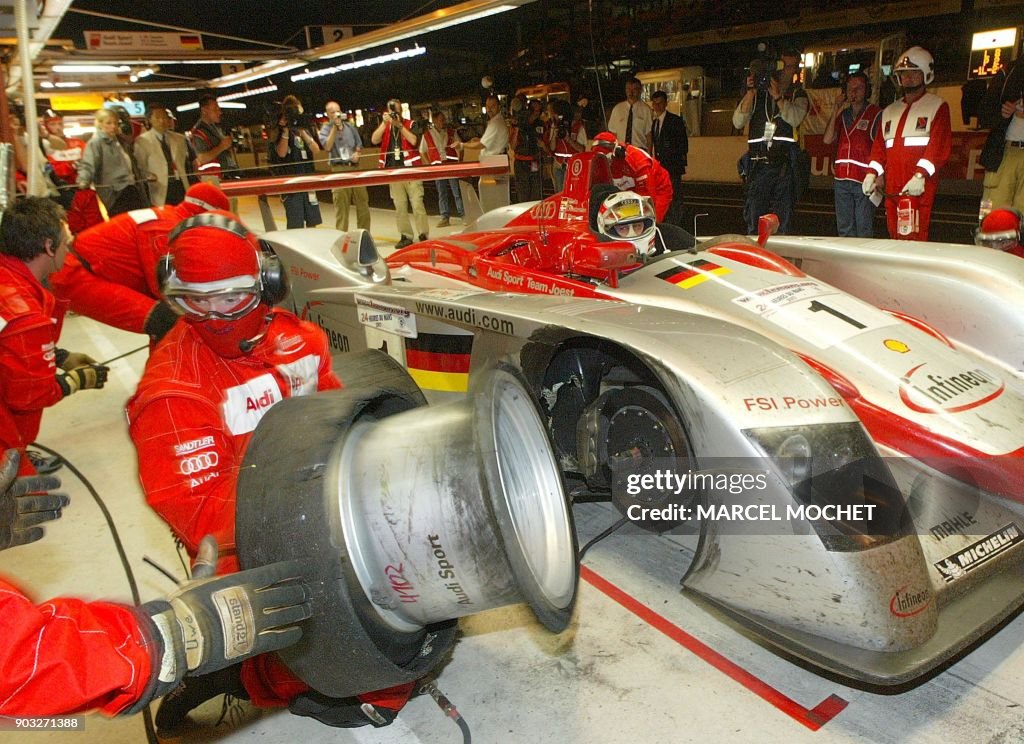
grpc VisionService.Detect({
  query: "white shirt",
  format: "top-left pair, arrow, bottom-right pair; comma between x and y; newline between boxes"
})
607,99 -> 653,149
480,114 -> 509,158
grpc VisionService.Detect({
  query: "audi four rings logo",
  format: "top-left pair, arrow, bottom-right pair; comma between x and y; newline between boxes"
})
179,451 -> 219,475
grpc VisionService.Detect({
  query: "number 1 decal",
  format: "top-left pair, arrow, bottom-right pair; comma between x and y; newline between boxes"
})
808,300 -> 866,329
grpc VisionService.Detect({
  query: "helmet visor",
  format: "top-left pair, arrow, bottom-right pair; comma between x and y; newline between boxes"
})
612,219 -> 652,239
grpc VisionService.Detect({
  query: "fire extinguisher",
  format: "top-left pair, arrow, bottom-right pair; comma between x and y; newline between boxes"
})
896,195 -> 919,237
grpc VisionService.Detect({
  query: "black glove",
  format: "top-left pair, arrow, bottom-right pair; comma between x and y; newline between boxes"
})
144,302 -> 179,343
57,364 -> 109,396
137,540 -> 311,706
0,449 -> 68,550
55,349 -> 98,371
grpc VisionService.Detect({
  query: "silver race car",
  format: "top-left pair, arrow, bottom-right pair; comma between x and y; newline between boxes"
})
262,152 -> 1024,686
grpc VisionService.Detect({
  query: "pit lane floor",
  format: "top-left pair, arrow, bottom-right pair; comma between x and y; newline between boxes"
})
8,196 -> 1024,744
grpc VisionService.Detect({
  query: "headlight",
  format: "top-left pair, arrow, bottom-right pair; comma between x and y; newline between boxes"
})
744,423 -> 910,551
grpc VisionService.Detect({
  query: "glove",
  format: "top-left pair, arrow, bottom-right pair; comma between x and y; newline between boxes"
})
138,541 -> 311,704
861,172 -> 877,196
144,301 -> 179,343
901,173 -> 926,196
0,449 -> 68,551
57,364 -> 109,396
55,349 -> 98,371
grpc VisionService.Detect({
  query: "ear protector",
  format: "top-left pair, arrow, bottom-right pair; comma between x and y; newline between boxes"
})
158,212 -> 288,307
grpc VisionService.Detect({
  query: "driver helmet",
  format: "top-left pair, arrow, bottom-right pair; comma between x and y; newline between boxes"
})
894,46 -> 934,86
975,207 -> 1022,252
596,190 -> 657,256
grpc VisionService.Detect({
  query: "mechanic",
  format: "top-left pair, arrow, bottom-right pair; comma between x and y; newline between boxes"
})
975,207 -> 1024,257
822,71 -> 882,237
269,95 -> 323,229
732,50 -> 809,235
48,182 -> 229,343
592,131 -> 674,223
125,211 -> 411,732
372,98 -> 428,248
419,110 -> 465,226
319,100 -> 370,232
0,448 -> 312,718
0,198 -> 109,477
979,56 -> 1024,215
863,47 -> 952,241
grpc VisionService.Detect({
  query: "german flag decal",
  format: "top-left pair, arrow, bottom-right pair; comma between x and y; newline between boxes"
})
405,333 -> 473,393
657,259 -> 731,289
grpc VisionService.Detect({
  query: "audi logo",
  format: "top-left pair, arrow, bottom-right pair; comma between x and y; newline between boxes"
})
179,451 -> 219,475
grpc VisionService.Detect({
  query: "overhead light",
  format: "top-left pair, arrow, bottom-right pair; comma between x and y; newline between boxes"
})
52,64 -> 130,73
212,59 -> 304,89
972,28 -> 1017,50
291,46 -> 426,81
176,102 -> 200,112
218,84 -> 278,101
219,102 -> 246,109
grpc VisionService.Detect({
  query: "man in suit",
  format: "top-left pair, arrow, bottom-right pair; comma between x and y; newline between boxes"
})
650,91 -> 688,226
135,104 -> 189,206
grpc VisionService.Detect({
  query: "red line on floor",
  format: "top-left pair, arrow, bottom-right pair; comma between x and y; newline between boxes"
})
580,565 -> 849,731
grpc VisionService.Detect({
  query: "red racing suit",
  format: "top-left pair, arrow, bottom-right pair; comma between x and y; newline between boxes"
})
49,203 -> 205,335
610,144 -> 674,222
868,92 -> 952,240
0,577 -> 155,715
0,256 -> 67,476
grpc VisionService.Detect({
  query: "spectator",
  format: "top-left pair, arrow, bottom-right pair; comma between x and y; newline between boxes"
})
510,98 -> 545,202
649,90 -> 688,225
547,99 -> 588,193
189,95 -> 239,182
0,198 -> 108,476
464,94 -> 511,209
733,51 -> 809,234
863,47 -> 951,240
607,77 -> 653,150
420,111 -> 465,226
268,95 -> 322,229
371,98 -> 428,247
979,57 -> 1024,215
822,72 -> 882,237
77,108 -> 150,216
134,103 -> 189,207
40,115 -> 85,209
319,100 -> 370,232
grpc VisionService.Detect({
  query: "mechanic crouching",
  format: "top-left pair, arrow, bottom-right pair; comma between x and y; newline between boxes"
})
124,211 -> 414,732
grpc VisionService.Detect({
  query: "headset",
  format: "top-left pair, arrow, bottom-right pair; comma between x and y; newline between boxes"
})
157,212 -> 288,307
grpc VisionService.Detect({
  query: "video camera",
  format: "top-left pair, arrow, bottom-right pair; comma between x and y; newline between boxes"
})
284,105 -> 312,130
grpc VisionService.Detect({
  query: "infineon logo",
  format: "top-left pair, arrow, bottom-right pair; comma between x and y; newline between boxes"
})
898,363 -> 1004,413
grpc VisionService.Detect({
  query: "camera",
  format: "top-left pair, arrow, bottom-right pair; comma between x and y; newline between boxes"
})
284,105 -> 309,129
387,101 -> 402,122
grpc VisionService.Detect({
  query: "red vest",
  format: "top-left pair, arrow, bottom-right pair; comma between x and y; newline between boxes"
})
422,128 -> 459,165
833,104 -> 881,183
553,121 -> 584,165
377,121 -> 422,168
45,138 -> 86,182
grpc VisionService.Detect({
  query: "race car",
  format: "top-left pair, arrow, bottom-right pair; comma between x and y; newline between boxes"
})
262,151 -> 1024,686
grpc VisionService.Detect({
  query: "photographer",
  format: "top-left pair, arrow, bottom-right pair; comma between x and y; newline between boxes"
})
733,50 -> 808,234
547,99 -> 588,192
319,100 -> 370,232
510,97 -> 545,201
269,95 -> 323,229
371,98 -> 428,248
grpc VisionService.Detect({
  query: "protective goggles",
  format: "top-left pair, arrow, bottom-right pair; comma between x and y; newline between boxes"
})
975,230 -> 1018,252
163,275 -> 262,320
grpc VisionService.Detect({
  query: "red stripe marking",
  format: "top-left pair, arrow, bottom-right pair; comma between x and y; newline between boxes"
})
580,565 -> 848,731
405,348 -> 471,374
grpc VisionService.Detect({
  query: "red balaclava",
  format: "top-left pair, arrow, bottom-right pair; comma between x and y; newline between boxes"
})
164,211 -> 270,358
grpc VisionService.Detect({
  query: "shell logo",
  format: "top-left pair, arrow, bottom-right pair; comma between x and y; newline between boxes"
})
884,339 -> 910,353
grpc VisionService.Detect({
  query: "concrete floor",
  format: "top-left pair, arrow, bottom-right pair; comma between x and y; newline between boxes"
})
7,195 -> 1024,743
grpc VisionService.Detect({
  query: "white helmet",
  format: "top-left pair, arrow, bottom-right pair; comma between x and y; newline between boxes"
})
894,46 -> 934,86
596,191 -> 657,256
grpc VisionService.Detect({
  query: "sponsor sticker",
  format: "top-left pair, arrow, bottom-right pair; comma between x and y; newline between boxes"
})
915,116 -> 928,131
355,294 -> 417,338
174,436 -> 215,456
417,288 -> 485,301
889,585 -> 931,617
732,280 -> 899,349
179,451 -> 219,476
276,354 -> 320,397
127,208 -> 159,224
884,339 -> 910,353
934,523 -> 1023,583
657,259 -> 731,289
222,373 -> 282,435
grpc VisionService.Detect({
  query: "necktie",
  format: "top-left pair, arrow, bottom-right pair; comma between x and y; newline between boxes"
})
159,135 -> 175,177
652,118 -> 661,154
625,104 -> 634,146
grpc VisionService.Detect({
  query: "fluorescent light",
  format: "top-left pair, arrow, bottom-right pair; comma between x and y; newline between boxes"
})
218,84 -> 278,101
291,46 -> 426,81
212,59 -> 304,89
55,81 -> 82,88
176,102 -> 199,112
52,64 -> 130,73
219,102 -> 247,109
972,28 -> 1017,51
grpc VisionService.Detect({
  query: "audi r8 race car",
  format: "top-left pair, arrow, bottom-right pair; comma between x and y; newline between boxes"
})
262,151 -> 1024,687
